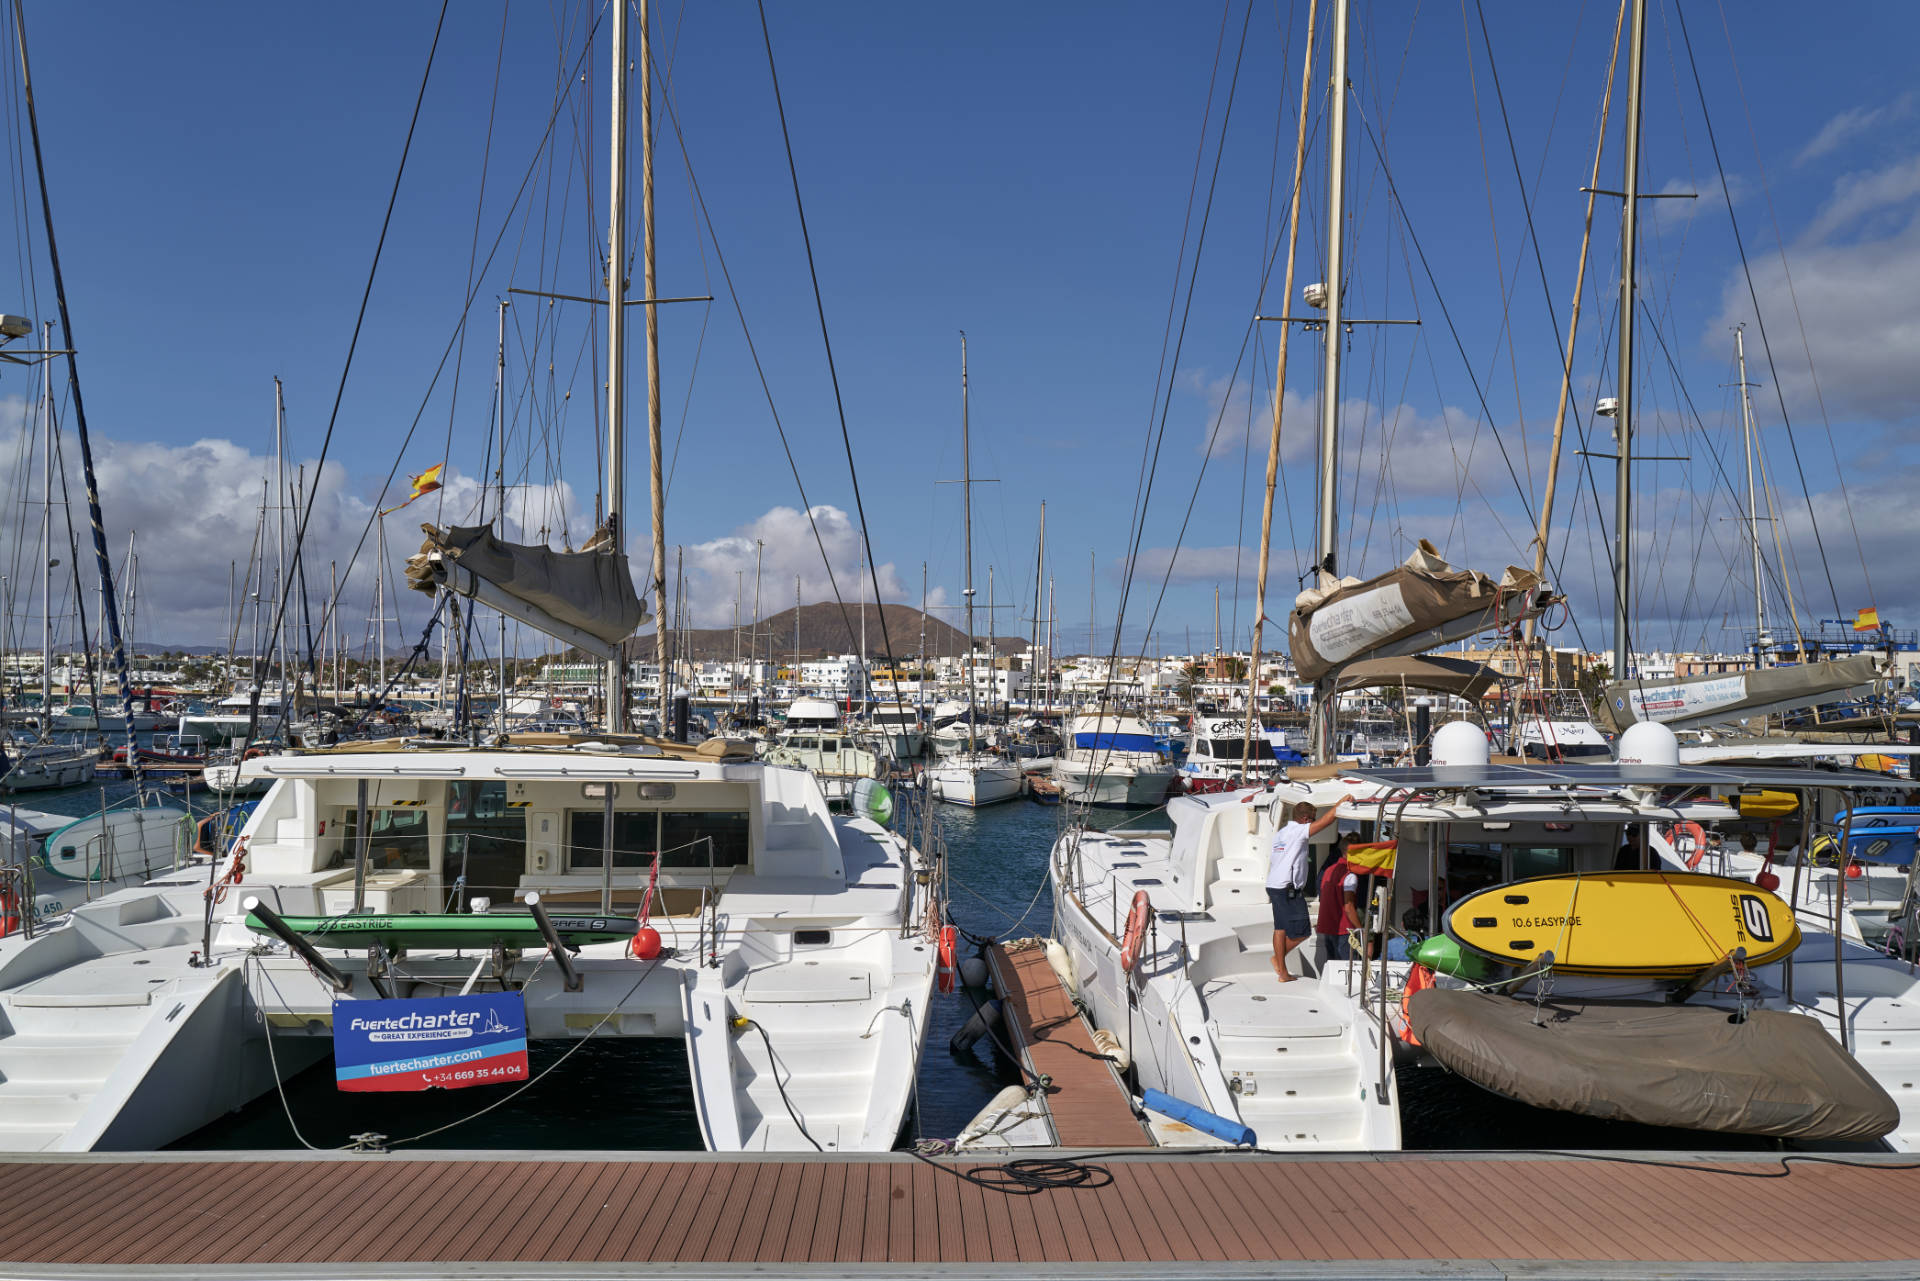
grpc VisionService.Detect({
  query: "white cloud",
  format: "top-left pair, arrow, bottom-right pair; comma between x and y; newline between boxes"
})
1710,152 -> 1920,421
1796,93 -> 1916,166
666,504 -> 918,630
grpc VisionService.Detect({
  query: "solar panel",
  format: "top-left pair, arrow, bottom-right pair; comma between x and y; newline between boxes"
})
1339,762 -> 1903,791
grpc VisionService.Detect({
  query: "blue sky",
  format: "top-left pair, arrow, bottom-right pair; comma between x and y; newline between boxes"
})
2,1 -> 1917,664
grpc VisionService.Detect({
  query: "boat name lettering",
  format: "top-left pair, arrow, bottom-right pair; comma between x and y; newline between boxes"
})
342,1009 -> 483,1034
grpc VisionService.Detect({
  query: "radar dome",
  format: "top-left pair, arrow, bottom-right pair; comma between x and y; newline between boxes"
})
1616,721 -> 1679,767
1431,721 -> 1490,768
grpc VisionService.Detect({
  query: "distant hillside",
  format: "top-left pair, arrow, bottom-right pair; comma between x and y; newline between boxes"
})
620,602 -> 1026,664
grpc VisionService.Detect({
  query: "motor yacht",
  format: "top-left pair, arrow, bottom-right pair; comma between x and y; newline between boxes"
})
1052,713 -> 1177,808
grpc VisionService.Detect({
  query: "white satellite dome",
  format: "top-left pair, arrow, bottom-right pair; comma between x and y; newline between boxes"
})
1616,721 -> 1679,767
1431,721 -> 1490,768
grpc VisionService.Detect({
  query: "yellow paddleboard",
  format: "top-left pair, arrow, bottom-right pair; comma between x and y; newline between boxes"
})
1443,871 -> 1801,978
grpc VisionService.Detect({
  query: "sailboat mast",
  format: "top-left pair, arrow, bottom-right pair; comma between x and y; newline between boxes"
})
39,320 -> 51,719
1612,0 -> 1647,679
1032,502 -> 1045,709
273,378 -> 289,711
1736,324 -> 1766,665
641,0 -> 668,732
604,0 -> 632,733
1311,0 -> 1352,764
960,333 -> 978,751
499,297 -> 514,737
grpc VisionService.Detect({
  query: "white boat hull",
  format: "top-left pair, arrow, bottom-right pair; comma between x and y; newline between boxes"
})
926,759 -> 1024,807
1053,752 -> 1175,808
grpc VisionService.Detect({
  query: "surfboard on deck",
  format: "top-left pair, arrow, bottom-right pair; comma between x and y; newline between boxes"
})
1442,871 -> 1800,978
244,911 -> 640,951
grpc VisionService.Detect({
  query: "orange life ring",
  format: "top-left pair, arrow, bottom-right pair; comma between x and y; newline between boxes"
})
1120,890 -> 1152,973
1665,820 -> 1708,869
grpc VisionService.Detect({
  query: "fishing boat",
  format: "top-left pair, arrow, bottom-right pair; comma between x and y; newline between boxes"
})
1051,713 -> 1177,808
1179,716 -> 1291,793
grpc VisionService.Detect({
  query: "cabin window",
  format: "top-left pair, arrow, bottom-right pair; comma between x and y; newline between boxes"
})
661,811 -> 751,867
1207,738 -> 1276,761
820,739 -> 838,753
335,807 -> 432,871
565,811 -> 659,870
563,809 -> 752,870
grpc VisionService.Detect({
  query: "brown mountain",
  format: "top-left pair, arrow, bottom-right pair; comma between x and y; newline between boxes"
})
619,602 -> 1026,664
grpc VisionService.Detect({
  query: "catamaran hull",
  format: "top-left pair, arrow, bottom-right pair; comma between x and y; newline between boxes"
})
927,764 -> 1024,807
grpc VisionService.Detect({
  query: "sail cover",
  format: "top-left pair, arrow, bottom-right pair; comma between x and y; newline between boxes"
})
1289,541 -> 1550,683
1595,655 -> 1881,734
406,524 -> 646,658
1333,655 -> 1505,701
1407,987 -> 1898,1142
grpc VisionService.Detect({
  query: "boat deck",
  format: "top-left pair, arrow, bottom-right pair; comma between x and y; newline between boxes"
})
4,1150 -> 1919,1275
987,941 -> 1151,1148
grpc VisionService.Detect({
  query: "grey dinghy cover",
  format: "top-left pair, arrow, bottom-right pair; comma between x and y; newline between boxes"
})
1407,988 -> 1898,1142
1288,541 -> 1551,684
407,523 -> 646,657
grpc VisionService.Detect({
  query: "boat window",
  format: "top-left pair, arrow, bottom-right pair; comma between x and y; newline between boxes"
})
820,739 -> 838,753
1206,738 -> 1276,760
335,807 -> 432,871
565,811 -> 659,869
661,811 -> 751,867
446,781 -> 524,899
1508,845 -> 1576,880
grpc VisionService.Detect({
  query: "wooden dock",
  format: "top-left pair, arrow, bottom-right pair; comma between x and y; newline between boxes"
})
3,1150 -> 1919,1275
987,941 -> 1152,1148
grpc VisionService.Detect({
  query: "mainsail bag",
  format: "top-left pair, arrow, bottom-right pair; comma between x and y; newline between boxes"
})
407,523 -> 646,654
1288,541 -> 1547,683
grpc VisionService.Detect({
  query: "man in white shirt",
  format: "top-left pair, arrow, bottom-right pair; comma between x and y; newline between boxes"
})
1267,795 -> 1352,981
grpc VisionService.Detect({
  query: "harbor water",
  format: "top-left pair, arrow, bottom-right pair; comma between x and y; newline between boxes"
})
18,767 -> 1773,1152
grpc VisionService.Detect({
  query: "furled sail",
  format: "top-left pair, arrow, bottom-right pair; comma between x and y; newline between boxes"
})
1595,654 -> 1881,734
1288,541 -> 1552,683
406,523 -> 646,659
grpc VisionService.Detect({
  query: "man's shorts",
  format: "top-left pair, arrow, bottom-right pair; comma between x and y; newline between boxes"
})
1267,885 -> 1310,939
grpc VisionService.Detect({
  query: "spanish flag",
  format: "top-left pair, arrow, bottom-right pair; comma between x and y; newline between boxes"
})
1855,607 -> 1882,632
379,463 -> 445,516
1346,840 -> 1397,876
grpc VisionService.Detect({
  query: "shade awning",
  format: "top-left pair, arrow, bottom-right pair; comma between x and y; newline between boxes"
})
1333,655 -> 1505,701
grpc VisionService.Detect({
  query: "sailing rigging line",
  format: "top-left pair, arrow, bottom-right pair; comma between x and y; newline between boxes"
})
1102,0 -> 1252,694
643,38 -> 862,658
232,0 -> 447,760
1710,0 -> 1873,611
756,0 -> 906,679
11,0 -> 147,796
1672,4 -> 1845,618
429,0 -> 510,534
305,8 -> 607,675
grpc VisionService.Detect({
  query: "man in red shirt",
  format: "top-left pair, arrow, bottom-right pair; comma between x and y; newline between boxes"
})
1314,835 -> 1354,970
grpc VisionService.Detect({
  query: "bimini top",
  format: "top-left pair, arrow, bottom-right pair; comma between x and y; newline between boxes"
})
1341,761 -> 1901,792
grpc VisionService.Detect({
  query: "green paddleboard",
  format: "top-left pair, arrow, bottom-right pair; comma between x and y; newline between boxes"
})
1410,932 -> 1500,981
245,911 -> 640,950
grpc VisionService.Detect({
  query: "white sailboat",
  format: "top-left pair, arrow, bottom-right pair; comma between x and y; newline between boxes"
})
925,336 -> 1022,808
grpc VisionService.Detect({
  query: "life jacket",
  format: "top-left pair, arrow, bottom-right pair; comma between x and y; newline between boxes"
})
1315,857 -> 1350,936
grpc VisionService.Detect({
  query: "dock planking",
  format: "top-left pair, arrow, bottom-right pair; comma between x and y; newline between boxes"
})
1,1151 -> 1919,1273
986,940 -> 1153,1148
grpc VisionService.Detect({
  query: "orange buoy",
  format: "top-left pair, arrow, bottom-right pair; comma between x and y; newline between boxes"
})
0,886 -> 18,937
1120,890 -> 1152,973
630,926 -> 663,960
